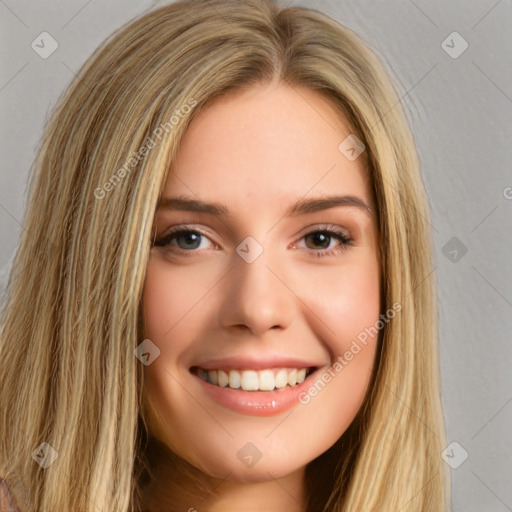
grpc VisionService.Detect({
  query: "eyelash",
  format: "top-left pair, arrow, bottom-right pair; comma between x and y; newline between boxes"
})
152,224 -> 354,258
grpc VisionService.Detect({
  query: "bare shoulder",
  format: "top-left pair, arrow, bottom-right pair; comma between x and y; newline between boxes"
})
0,478 -> 22,512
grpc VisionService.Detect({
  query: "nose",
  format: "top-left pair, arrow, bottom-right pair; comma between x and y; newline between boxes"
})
217,245 -> 295,337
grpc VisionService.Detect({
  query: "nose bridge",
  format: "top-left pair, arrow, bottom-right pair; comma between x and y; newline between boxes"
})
218,235 -> 294,335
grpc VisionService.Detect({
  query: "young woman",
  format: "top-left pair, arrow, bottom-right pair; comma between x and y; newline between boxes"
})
0,0 -> 449,510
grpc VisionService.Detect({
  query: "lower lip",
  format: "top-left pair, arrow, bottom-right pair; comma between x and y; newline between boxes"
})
192,370 -> 319,416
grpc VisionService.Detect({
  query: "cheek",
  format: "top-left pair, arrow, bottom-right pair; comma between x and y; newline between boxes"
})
142,260 -> 177,338
308,254 -> 381,350
140,260 -> 189,417
285,253 -> 380,435
140,261 -> 198,451
141,258 -> 205,341
296,263 -> 380,442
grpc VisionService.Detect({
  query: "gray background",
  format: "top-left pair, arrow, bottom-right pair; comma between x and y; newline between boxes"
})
1,0 -> 511,510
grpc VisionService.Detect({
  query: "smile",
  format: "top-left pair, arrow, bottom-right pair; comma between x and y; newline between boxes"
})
192,367 -> 313,392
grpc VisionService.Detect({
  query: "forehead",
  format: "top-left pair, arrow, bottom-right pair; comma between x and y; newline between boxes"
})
161,82 -> 373,214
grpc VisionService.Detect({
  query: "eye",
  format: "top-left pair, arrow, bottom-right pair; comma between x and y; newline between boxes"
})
297,225 -> 354,258
153,227 -> 215,253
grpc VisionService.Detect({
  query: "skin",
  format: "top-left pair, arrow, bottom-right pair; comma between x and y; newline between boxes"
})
140,80 -> 381,511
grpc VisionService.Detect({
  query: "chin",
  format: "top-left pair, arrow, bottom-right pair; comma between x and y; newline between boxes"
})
186,444 -> 307,483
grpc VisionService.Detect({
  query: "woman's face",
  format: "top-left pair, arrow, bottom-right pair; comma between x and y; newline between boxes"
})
142,82 -> 381,482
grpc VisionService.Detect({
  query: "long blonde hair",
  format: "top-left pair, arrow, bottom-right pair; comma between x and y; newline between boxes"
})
0,0 -> 450,510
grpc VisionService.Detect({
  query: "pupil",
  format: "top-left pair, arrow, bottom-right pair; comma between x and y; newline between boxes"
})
310,232 -> 329,249
179,232 -> 200,249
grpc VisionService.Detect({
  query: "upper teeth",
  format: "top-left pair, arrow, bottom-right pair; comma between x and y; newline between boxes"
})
197,368 -> 309,391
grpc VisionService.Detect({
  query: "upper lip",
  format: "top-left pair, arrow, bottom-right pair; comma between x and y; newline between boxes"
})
191,354 -> 324,371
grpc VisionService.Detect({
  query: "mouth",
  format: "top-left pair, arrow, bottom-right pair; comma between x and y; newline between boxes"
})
189,354 -> 325,416
190,366 -> 316,392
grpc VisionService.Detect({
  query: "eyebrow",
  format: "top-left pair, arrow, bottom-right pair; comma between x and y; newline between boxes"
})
157,194 -> 373,218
